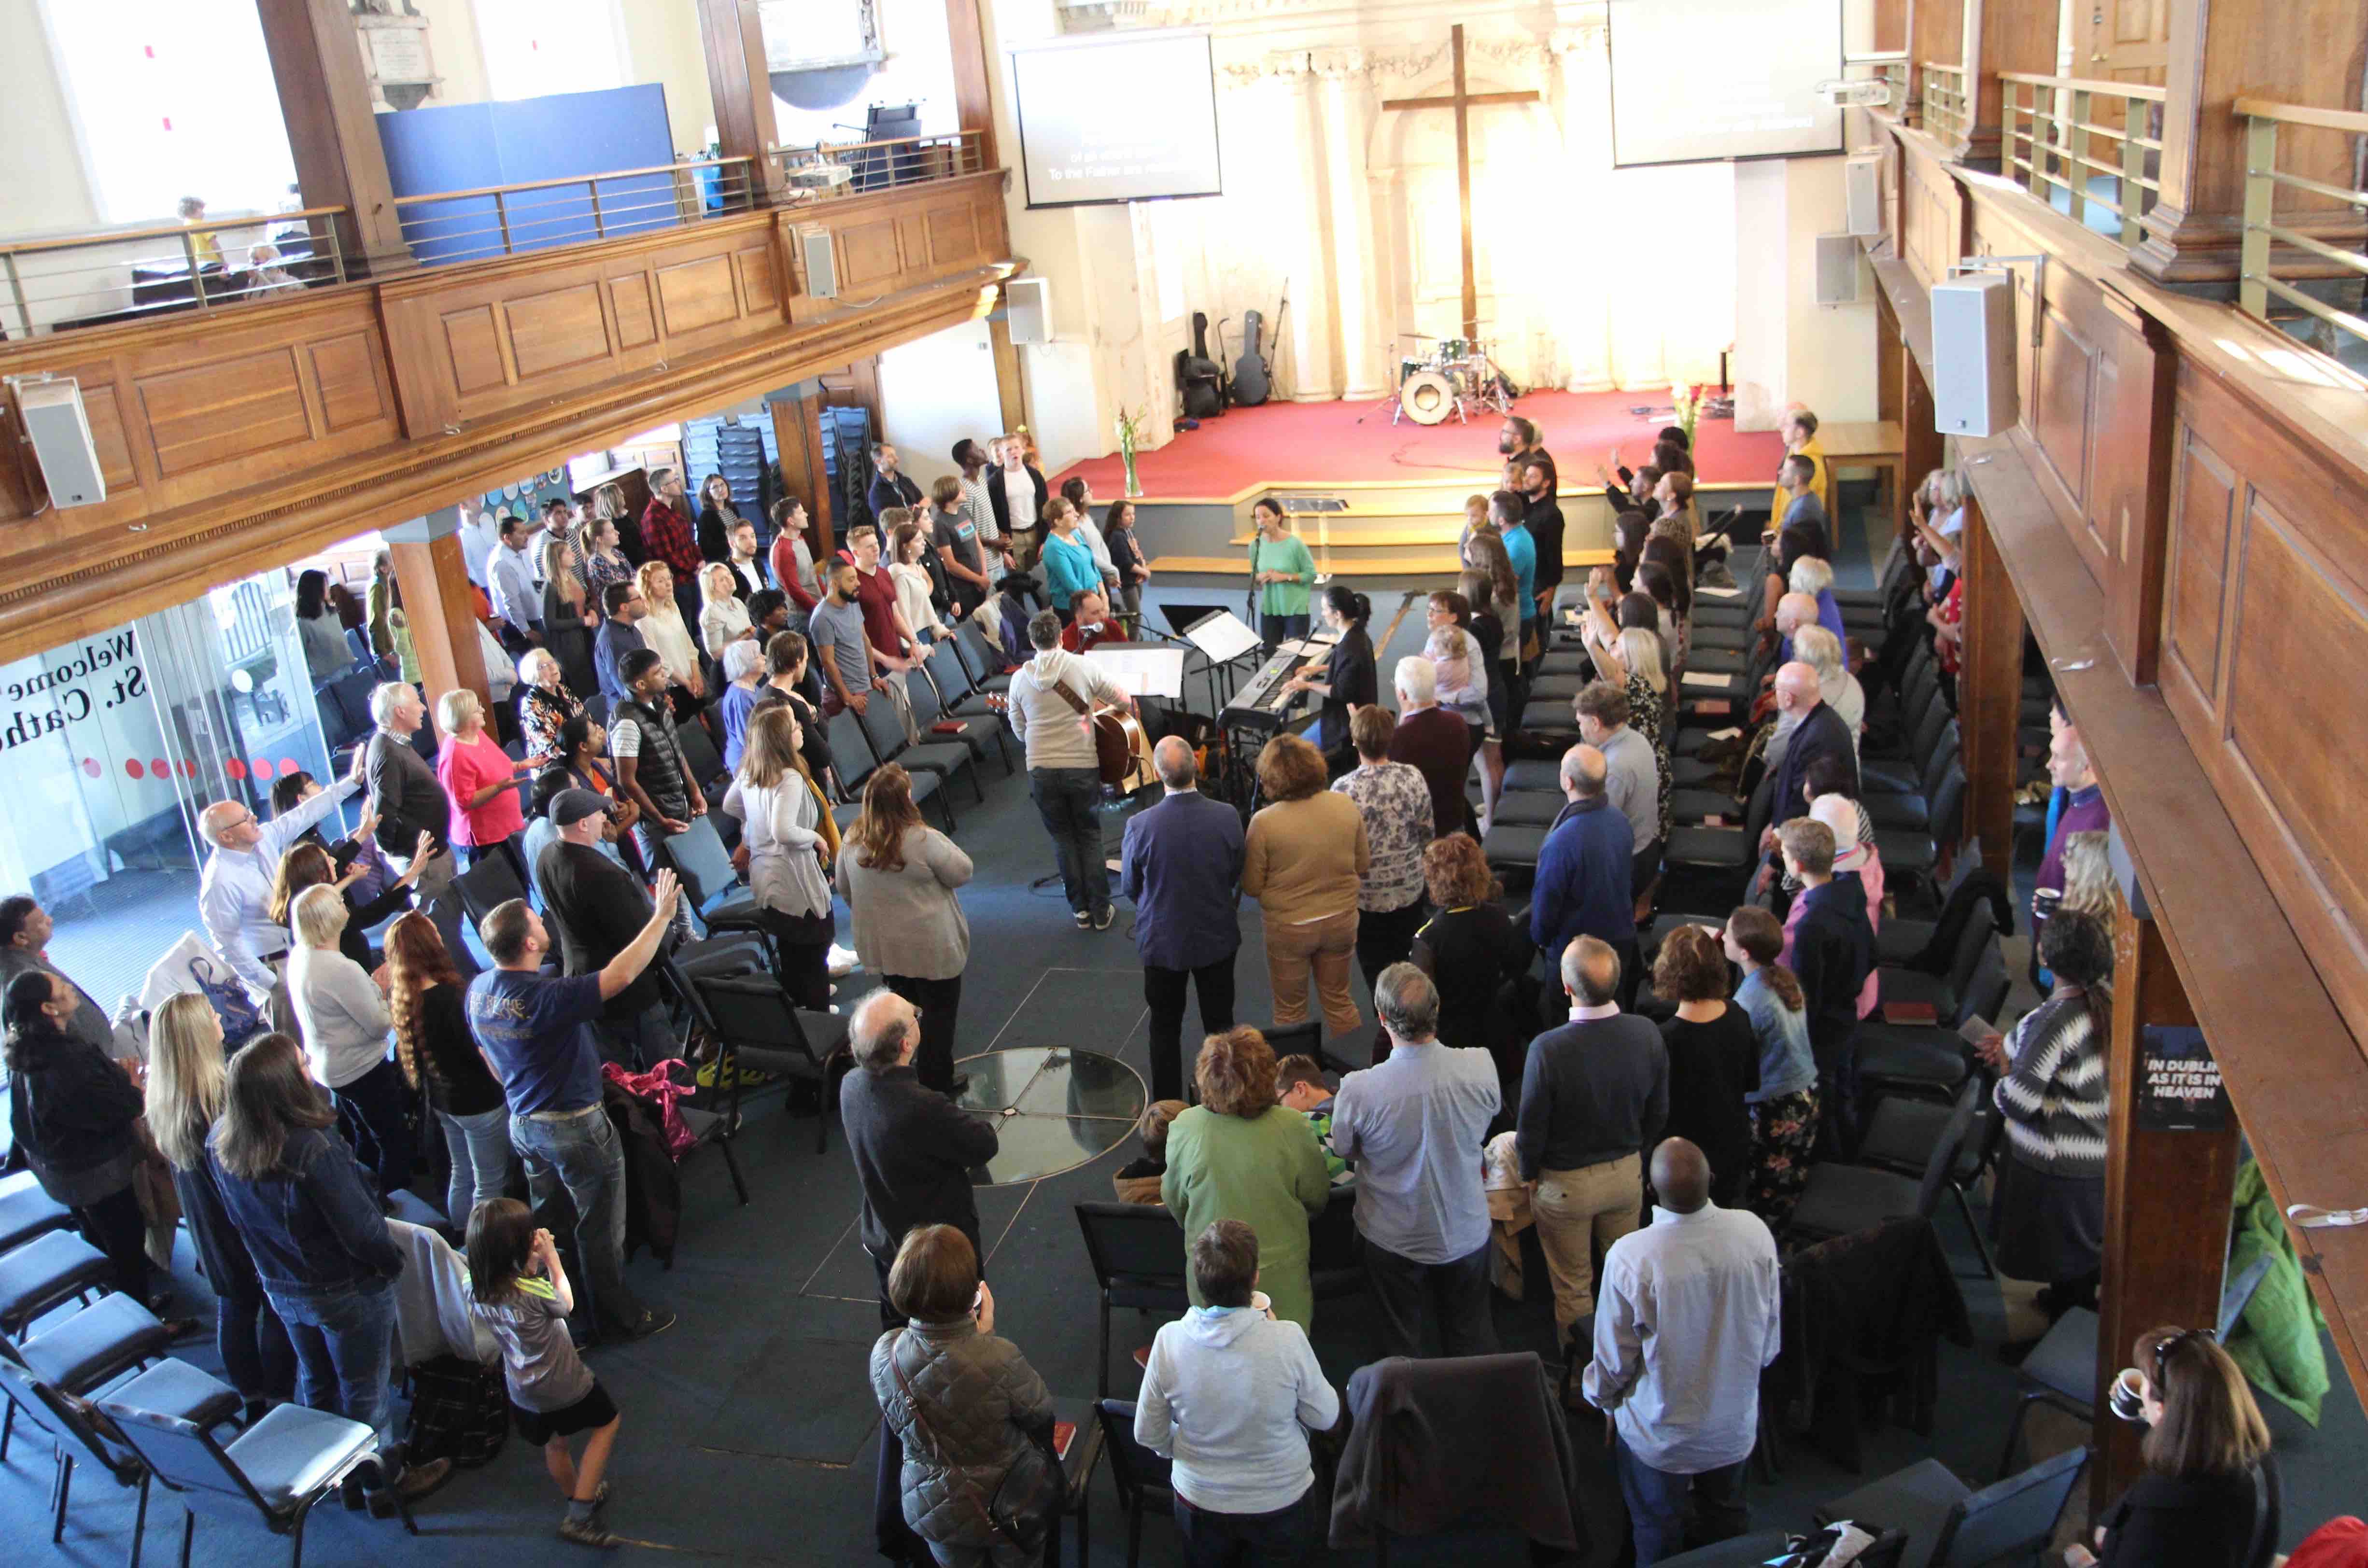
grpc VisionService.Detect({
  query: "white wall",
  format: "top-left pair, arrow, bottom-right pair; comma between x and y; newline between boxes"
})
407,0 -> 492,107
876,319 -> 1006,494
0,0 -> 98,238
618,0 -> 717,155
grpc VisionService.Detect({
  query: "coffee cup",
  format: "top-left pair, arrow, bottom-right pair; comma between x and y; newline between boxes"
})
1249,1290 -> 1274,1320
2107,1366 -> 2147,1423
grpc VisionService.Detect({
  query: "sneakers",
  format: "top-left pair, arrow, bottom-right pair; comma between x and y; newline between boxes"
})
1073,910 -> 1093,930
1093,904 -> 1116,930
559,1514 -> 621,1548
827,943 -> 862,978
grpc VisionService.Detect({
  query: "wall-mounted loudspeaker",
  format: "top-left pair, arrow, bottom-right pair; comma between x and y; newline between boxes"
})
1844,153 -> 1882,237
13,378 -> 106,508
800,229 -> 838,299
1931,272 -> 2019,437
1814,235 -> 1863,306
1005,277 -> 1051,346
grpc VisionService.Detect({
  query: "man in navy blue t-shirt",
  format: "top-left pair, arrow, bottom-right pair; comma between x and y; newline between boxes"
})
469,871 -> 681,1343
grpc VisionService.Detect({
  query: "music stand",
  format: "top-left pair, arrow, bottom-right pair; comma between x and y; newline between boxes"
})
1160,602 -> 1231,637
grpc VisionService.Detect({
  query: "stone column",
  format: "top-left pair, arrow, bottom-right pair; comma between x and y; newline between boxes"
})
1315,49 -> 1388,402
1271,55 -> 1337,402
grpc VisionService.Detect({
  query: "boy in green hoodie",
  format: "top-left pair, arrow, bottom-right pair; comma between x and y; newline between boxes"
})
1277,1055 -> 1350,1182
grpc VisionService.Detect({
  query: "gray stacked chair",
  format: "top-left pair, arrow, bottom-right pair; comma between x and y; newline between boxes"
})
1813,1446 -> 2087,1568
0,1354 -> 239,1565
1784,1078 -> 1984,1253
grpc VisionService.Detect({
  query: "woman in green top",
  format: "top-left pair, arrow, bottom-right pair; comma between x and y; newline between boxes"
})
1161,1026 -> 1332,1330
1248,499 -> 1317,648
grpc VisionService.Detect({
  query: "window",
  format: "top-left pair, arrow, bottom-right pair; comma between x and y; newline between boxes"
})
477,0 -> 631,103
40,0 -> 298,224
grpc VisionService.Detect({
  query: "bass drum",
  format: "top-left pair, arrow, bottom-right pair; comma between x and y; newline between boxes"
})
1399,369 -> 1457,426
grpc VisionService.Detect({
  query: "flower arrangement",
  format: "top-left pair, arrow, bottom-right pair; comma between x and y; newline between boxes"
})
1114,405 -> 1145,498
1670,382 -> 1702,448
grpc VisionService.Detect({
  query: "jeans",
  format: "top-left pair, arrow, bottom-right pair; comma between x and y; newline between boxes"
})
1143,954 -> 1238,1103
436,1103 -> 517,1227
333,1055 -> 417,1205
595,1001 -> 677,1070
1612,1435 -> 1748,1565
272,1280 -> 398,1442
218,1285 -> 297,1406
1362,1238 -> 1498,1360
1174,1487 -> 1312,1566
884,973 -> 962,1093
510,1105 -> 645,1339
1031,767 -> 1108,916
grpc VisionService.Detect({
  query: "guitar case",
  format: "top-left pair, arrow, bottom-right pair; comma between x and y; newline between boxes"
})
1178,311 -> 1225,419
1231,308 -> 1272,406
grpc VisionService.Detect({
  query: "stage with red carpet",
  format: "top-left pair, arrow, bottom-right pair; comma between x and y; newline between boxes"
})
1049,388 -> 1783,498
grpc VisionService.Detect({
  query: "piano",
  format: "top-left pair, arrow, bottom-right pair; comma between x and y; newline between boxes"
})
1220,646 -> 1312,735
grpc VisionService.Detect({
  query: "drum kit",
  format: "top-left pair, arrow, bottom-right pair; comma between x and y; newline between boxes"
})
1389,333 -> 1513,426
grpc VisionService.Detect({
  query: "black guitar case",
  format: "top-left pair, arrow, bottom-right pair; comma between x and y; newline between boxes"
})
1178,311 -> 1224,419
1232,308 -> 1272,406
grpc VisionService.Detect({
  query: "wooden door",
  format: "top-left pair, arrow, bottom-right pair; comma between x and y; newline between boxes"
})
2079,0 -> 2171,85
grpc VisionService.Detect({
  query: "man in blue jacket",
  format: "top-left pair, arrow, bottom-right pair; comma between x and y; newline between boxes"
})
1531,744 -> 1639,1009
1120,737 -> 1245,1101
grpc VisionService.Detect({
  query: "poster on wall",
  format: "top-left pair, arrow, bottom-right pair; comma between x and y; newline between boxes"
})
0,627 -> 168,901
2137,1025 -> 2231,1133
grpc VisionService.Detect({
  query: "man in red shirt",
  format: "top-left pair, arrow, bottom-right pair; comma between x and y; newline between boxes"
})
640,466 -> 703,625
768,496 -> 819,613
846,525 -> 917,675
1059,590 -> 1123,653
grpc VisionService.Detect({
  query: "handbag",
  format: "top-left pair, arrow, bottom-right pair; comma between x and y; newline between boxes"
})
186,954 -> 269,1049
886,1335 -> 1064,1552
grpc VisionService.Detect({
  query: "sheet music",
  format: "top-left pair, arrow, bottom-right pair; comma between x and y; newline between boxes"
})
1181,609 -> 1263,664
1082,646 -> 1188,700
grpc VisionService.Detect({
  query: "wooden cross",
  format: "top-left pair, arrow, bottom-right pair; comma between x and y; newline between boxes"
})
1381,24 -> 1541,346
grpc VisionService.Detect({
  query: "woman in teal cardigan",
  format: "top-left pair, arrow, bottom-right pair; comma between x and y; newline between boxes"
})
1248,499 -> 1317,647
1161,1026 -> 1332,1329
1039,496 -> 1102,619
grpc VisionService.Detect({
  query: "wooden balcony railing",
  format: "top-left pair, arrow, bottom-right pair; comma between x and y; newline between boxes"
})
772,129 -> 990,202
1845,51 -> 1909,113
1920,62 -> 1969,143
2002,73 -> 2166,249
2237,98 -> 2368,349
391,156 -> 759,266
0,208 -> 357,338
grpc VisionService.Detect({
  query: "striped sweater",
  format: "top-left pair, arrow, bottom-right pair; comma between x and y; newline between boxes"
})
1992,993 -> 2107,1176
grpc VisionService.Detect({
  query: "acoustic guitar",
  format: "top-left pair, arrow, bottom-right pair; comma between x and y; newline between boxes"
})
1094,704 -> 1154,791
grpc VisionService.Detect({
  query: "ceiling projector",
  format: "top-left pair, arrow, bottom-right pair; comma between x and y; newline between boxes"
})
1817,80 -> 1894,108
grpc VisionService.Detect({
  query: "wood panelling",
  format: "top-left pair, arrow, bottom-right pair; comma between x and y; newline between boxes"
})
926,206 -> 979,266
80,382 -> 140,493
308,332 -> 389,433
2162,426 -> 2237,704
783,170 -> 1011,327
2161,355 -> 2368,1054
442,306 -> 507,394
2032,303 -> 2099,533
655,254 -> 739,336
837,220 -> 904,292
505,284 -> 611,380
733,245 -> 777,315
609,275 -> 658,349
139,349 -> 311,476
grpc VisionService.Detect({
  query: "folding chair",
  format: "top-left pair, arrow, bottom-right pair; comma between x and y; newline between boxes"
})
907,656 -> 1015,776
102,1385 -> 401,1567
1814,1446 -> 2087,1568
0,1171 -> 74,1253
685,969 -> 848,1154
1094,1398 -> 1176,1568
451,851 -> 529,934
0,1356 -> 239,1567
1786,1079 -> 1986,1265
827,703 -> 951,829
0,1292 -> 175,1462
857,687 -> 982,815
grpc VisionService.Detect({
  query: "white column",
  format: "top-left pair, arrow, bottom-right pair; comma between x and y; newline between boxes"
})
1271,54 -> 1337,402
1551,22 -> 1617,392
1315,49 -> 1387,401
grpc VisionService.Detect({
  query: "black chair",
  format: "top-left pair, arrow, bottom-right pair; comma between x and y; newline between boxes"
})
856,686 -> 982,814
954,621 -> 1015,695
452,850 -> 529,934
653,814 -> 764,936
1045,1394 -> 1105,1568
1992,1307 -> 2094,1481
685,969 -> 848,1153
1074,1203 -> 1189,1398
907,656 -> 1015,776
1857,1089 -> 2001,1280
1875,910 -> 1996,1048
1308,1185 -> 1364,1307
675,716 -> 731,800
825,704 -> 952,829
1814,1446 -> 2087,1568
0,1355 -> 240,1567
1786,1078 -> 1983,1251
1855,942 -> 2011,1110
102,1384 -> 404,1567
1094,1398 -> 1176,1568
923,633 -> 1012,728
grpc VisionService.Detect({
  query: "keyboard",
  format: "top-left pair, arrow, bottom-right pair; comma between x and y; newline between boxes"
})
1221,647 -> 1310,735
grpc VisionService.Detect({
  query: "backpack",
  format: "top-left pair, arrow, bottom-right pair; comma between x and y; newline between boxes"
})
186,954 -> 269,1050
402,1353 -> 509,1469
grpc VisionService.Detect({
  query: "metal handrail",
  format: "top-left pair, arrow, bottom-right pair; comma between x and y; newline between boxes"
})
1920,62 -> 1968,143
2002,73 -> 2164,246
392,156 -> 758,266
0,207 -> 356,339
771,128 -> 987,201
2237,97 -> 2368,346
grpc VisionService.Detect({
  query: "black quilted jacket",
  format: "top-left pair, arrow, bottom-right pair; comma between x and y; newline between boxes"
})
870,1317 -> 1057,1549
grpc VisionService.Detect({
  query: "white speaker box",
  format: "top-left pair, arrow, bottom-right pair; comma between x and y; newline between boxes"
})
1814,235 -> 1863,305
1005,277 -> 1051,345
800,228 -> 838,299
1932,272 -> 2019,437
1845,153 -> 1882,237
15,378 -> 106,508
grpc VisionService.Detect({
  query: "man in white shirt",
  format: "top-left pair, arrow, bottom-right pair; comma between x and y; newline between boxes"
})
197,748 -> 367,993
952,437 -> 1004,582
456,495 -> 502,590
1583,1137 -> 1780,1565
1329,964 -> 1501,1358
486,512 -> 543,655
1006,610 -> 1131,929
